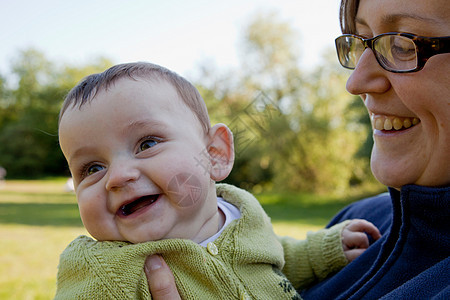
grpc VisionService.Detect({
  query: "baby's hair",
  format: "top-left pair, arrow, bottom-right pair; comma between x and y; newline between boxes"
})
59,62 -> 211,133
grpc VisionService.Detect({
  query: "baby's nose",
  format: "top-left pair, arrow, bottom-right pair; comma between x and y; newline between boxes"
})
105,160 -> 140,191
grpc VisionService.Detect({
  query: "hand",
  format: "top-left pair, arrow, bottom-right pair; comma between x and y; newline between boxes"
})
144,255 -> 181,300
341,219 -> 381,262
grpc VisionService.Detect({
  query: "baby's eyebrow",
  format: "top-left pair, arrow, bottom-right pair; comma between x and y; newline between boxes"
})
124,119 -> 168,134
67,146 -> 98,167
66,120 -> 169,167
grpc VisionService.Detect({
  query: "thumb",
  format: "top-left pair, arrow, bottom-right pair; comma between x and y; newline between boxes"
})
144,255 -> 181,300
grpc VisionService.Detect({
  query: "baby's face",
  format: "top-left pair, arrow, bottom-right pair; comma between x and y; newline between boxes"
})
59,78 -> 218,243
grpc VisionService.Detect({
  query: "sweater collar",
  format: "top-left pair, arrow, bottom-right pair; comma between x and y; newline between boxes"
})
388,184 -> 450,248
389,184 -> 449,218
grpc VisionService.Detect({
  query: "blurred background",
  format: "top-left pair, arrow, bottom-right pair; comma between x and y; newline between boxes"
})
0,0 -> 382,194
0,1 -> 385,298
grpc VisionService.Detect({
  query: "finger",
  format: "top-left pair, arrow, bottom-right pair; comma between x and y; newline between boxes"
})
342,230 -> 370,250
346,219 -> 382,240
344,248 -> 366,262
144,255 -> 181,300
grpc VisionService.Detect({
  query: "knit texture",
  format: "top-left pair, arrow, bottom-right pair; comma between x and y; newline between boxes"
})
55,184 -> 349,299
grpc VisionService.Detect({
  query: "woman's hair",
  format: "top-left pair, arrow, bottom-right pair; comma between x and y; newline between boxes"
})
59,62 -> 211,133
339,0 -> 360,34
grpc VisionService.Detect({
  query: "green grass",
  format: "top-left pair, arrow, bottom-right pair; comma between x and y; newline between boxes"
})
0,179 -> 87,299
0,179 -> 381,299
257,191 -> 363,238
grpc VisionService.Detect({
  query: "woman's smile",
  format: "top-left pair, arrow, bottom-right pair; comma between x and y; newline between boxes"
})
370,113 -> 420,131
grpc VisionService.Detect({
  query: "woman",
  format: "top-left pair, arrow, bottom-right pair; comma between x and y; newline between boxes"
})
145,0 -> 449,298
301,0 -> 450,298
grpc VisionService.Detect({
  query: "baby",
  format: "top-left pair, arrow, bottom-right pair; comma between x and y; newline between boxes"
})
55,62 -> 380,299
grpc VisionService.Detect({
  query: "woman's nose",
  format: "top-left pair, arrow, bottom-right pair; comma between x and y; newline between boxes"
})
345,48 -> 391,97
105,160 -> 140,191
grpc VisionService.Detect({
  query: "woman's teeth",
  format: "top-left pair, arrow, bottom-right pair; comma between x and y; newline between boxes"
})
371,115 -> 420,131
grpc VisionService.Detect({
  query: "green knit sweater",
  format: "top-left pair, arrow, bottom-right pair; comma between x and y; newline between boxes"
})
55,184 -> 349,299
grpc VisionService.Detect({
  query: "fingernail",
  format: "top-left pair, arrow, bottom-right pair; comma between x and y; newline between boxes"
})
148,255 -> 162,271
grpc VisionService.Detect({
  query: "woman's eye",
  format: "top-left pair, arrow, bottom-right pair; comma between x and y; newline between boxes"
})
393,43 -> 415,54
139,138 -> 159,151
87,164 -> 104,176
391,39 -> 416,59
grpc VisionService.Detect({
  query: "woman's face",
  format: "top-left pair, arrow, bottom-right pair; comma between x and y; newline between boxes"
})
346,0 -> 450,188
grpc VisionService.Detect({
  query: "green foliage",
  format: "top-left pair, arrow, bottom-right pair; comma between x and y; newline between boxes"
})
0,49 -> 113,178
196,13 -> 380,194
0,14 -> 381,194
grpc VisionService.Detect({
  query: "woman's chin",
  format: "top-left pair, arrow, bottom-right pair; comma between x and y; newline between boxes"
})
371,161 -> 412,189
372,164 -> 449,189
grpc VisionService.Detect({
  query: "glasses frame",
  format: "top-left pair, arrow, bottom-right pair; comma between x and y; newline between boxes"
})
335,32 -> 450,73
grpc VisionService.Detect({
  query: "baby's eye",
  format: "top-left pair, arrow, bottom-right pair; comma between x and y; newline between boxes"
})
139,138 -> 160,152
86,164 -> 104,176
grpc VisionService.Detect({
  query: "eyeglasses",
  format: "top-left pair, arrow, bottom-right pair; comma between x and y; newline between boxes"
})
335,32 -> 450,73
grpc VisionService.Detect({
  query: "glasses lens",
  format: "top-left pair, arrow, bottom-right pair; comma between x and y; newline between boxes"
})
336,36 -> 364,69
374,35 -> 418,71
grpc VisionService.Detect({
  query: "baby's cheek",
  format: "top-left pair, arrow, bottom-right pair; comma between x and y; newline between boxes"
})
77,190 -> 101,224
167,172 -> 204,208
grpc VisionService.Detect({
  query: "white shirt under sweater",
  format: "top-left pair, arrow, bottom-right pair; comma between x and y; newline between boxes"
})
199,197 -> 241,247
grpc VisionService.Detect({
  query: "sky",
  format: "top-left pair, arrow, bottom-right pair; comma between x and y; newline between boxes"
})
1,0 -> 342,79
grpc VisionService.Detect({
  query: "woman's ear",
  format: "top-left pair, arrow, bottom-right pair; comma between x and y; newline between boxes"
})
207,123 -> 234,181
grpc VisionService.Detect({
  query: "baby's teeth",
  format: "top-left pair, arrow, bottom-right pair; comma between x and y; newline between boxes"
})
393,118 -> 402,130
384,118 -> 393,130
412,118 -> 419,125
403,119 -> 412,128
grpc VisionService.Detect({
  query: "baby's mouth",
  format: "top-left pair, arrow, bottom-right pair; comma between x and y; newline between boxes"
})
371,115 -> 420,131
118,195 -> 159,216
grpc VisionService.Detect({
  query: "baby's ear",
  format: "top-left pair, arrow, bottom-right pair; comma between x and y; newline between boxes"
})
207,123 -> 234,181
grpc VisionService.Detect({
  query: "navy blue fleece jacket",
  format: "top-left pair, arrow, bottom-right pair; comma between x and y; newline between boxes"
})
302,184 -> 450,299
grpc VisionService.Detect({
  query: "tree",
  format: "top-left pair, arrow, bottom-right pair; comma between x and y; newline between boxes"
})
195,12 -> 377,194
0,49 -> 112,178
